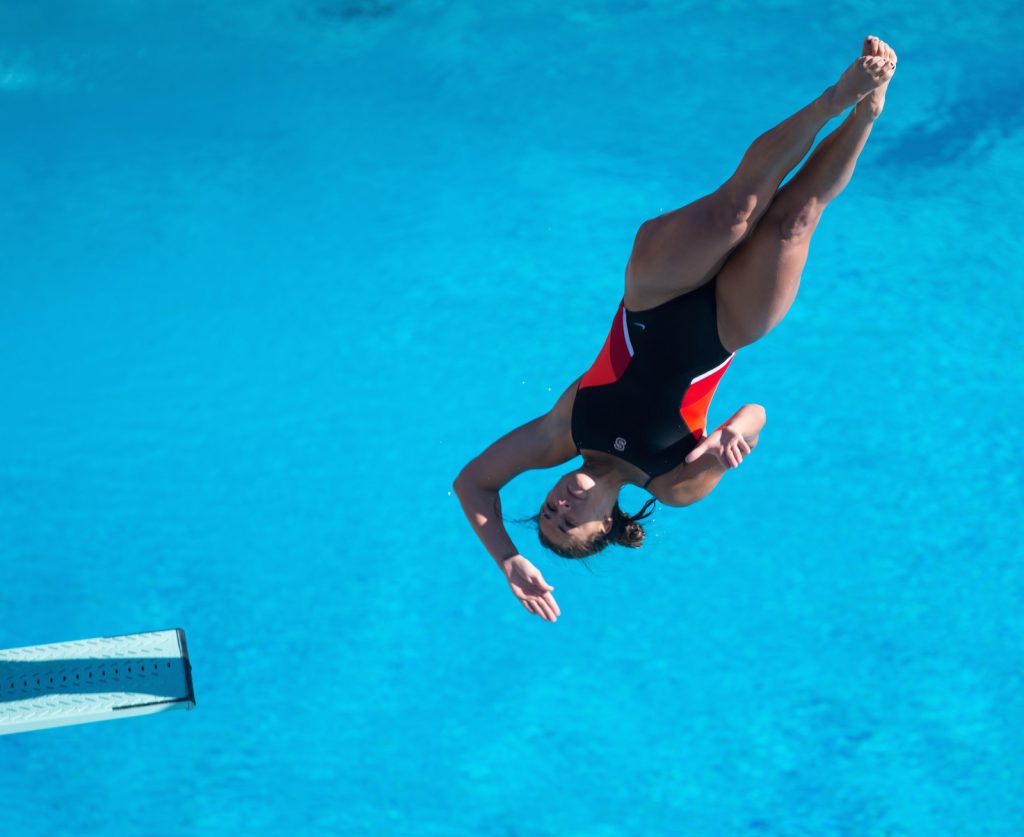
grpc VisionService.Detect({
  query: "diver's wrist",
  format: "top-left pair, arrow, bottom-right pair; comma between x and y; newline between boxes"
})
495,550 -> 521,574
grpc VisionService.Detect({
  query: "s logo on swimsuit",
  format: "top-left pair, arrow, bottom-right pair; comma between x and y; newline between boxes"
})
614,437 -> 627,451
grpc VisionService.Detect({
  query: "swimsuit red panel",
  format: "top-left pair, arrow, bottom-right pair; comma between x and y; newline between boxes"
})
579,303 -> 633,390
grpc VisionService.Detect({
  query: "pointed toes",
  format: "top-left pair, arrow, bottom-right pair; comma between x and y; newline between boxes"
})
862,35 -> 882,57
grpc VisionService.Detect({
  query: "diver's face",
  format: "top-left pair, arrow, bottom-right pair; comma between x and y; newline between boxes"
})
538,471 -> 612,550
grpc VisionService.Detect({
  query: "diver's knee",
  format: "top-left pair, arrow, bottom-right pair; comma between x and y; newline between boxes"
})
777,201 -> 822,243
703,186 -> 759,245
720,186 -> 759,227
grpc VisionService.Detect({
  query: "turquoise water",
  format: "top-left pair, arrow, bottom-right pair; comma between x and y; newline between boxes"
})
2,1 -> 1022,834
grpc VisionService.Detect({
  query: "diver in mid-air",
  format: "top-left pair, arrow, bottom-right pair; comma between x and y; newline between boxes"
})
455,37 -> 898,622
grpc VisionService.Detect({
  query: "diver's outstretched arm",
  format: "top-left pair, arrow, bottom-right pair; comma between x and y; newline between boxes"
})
454,414 -> 570,571
454,419 -> 569,622
453,380 -> 578,621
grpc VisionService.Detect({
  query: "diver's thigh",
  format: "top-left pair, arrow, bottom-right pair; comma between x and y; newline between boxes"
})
625,187 -> 756,310
714,207 -> 818,351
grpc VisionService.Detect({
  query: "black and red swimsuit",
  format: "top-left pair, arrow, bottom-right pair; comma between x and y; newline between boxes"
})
570,277 -> 735,486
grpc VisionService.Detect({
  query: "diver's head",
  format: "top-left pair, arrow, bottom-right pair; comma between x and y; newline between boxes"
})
537,468 -> 654,559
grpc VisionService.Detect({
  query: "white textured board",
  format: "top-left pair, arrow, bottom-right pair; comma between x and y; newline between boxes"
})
0,629 -> 195,735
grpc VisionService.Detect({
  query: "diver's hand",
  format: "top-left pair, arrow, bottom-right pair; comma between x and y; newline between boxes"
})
685,425 -> 751,469
503,555 -> 560,622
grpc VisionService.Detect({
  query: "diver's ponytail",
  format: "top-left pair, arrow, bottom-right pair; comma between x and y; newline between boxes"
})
610,498 -> 655,549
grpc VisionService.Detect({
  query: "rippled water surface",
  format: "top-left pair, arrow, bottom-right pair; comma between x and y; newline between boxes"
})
2,2 -> 1022,834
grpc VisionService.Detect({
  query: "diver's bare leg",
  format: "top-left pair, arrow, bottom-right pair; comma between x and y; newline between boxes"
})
626,44 -> 891,310
715,37 -> 897,350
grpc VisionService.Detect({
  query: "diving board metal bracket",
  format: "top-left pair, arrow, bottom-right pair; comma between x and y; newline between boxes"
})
0,628 -> 195,735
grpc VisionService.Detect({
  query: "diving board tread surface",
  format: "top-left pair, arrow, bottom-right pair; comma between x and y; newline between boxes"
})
0,629 -> 194,735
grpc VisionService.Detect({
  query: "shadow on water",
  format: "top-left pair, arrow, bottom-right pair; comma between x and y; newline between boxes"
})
299,0 -> 397,23
0,657 -> 188,701
879,78 -> 1024,168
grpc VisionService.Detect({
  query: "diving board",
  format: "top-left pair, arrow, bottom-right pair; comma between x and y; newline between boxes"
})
0,629 -> 195,735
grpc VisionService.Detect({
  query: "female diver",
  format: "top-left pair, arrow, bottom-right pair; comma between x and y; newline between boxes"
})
454,37 -> 898,622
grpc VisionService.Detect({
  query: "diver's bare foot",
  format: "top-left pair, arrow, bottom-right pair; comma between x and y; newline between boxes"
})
855,35 -> 897,120
822,42 -> 896,117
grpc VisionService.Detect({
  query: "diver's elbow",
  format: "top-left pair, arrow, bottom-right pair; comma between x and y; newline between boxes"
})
452,467 -> 471,497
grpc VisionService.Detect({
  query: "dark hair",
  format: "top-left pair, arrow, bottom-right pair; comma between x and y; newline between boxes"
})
536,498 -> 656,559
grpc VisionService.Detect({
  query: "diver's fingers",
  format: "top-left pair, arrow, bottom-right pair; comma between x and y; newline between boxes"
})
739,438 -> 751,456
532,597 -> 556,621
543,591 -> 561,618
685,437 -> 710,463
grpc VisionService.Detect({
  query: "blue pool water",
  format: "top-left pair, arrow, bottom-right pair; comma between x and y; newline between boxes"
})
2,2 -> 1023,834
